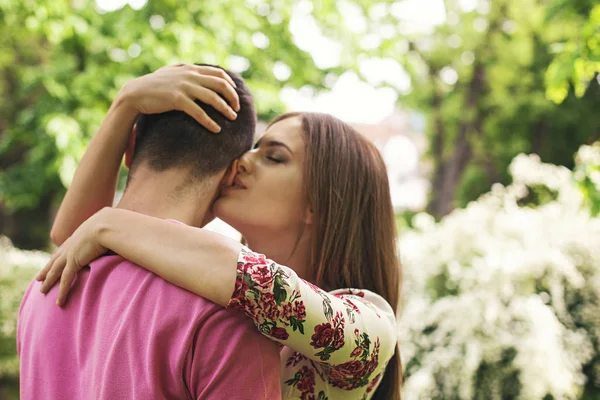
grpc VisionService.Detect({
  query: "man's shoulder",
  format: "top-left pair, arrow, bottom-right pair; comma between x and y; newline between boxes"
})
93,257 -> 276,351
90,254 -> 220,310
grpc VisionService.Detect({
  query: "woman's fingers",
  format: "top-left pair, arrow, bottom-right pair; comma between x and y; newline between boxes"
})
39,254 -> 67,294
132,63 -> 242,132
37,253 -> 56,281
57,264 -> 78,306
178,95 -> 221,133
195,75 -> 240,113
36,264 -> 50,282
188,83 -> 238,121
37,244 -> 65,282
157,64 -> 241,128
193,64 -> 237,88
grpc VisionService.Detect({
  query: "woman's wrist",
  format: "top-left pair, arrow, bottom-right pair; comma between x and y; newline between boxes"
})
103,92 -> 139,145
93,207 -> 117,247
113,80 -> 142,116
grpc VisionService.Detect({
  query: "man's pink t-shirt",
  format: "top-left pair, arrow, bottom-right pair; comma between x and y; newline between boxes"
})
17,254 -> 281,400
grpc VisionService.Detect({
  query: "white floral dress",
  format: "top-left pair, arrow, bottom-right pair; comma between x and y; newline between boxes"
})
226,247 -> 398,400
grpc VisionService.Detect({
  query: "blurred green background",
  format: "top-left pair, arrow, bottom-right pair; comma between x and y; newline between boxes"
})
1,0 -> 600,398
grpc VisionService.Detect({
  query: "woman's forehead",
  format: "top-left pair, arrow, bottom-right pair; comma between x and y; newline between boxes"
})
256,116 -> 304,148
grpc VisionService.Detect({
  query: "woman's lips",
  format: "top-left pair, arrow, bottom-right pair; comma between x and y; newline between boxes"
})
233,176 -> 247,189
220,175 -> 247,196
221,186 -> 245,197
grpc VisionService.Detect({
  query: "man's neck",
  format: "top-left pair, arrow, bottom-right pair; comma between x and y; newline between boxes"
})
116,194 -> 211,227
117,169 -> 218,227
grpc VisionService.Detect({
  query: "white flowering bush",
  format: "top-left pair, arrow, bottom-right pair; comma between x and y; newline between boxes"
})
0,237 -> 48,380
399,145 -> 600,399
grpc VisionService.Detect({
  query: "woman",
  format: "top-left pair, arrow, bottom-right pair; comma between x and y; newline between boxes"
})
38,64 -> 403,400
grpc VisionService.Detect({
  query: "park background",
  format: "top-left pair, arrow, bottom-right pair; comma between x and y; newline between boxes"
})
1,0 -> 600,398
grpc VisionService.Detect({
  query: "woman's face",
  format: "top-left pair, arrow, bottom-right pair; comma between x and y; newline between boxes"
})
213,116 -> 308,237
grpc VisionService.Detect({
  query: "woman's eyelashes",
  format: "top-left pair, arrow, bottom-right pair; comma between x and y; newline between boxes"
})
266,154 -> 284,164
252,144 -> 288,164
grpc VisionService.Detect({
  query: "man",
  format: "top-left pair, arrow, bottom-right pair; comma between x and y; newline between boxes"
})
17,65 -> 281,399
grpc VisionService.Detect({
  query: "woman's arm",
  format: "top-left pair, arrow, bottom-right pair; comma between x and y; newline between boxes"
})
227,248 -> 398,369
39,207 -> 397,383
50,64 -> 240,246
96,208 -> 242,306
40,207 -> 242,307
49,97 -> 135,245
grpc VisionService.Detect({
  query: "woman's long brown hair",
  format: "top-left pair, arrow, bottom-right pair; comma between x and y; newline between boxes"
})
270,112 -> 403,400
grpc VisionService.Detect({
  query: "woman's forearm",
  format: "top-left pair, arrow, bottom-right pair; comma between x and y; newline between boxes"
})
96,208 -> 241,307
50,95 -> 138,246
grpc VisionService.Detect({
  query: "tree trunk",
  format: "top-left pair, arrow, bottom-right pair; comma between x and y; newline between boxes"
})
427,87 -> 447,218
532,120 -> 548,156
426,0 -> 507,218
0,377 -> 19,400
428,64 -> 485,218
1,193 -> 53,250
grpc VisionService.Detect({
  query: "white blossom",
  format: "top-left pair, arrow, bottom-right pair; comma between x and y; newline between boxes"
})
400,146 -> 600,399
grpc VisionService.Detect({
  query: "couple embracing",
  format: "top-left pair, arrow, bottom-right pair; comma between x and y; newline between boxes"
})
18,63 -> 402,400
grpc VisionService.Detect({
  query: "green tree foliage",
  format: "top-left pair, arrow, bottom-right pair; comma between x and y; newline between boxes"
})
310,0 -> 600,218
2,0 -> 599,245
545,0 -> 600,103
0,0 -> 330,248
574,142 -> 600,216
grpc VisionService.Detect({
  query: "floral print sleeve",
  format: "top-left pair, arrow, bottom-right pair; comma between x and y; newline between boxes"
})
226,247 -> 398,399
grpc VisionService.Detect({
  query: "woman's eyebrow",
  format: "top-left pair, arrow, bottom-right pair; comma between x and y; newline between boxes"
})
253,139 -> 293,154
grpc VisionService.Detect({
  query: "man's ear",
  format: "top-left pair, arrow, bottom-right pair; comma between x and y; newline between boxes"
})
219,159 -> 238,187
124,125 -> 137,169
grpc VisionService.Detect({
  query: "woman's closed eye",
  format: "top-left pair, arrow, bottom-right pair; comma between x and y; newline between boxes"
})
266,154 -> 285,164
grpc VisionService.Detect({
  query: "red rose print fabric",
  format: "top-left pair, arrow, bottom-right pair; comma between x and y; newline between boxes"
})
226,247 -> 398,400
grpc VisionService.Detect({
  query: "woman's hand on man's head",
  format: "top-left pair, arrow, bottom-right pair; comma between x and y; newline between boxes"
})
117,63 -> 240,133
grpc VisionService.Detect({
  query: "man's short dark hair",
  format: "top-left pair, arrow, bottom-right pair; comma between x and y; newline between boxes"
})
131,64 -> 255,182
